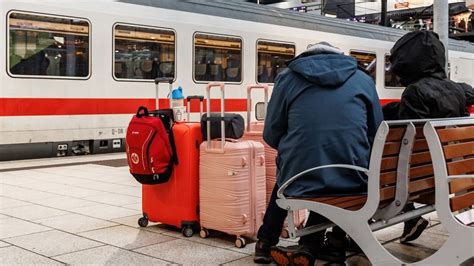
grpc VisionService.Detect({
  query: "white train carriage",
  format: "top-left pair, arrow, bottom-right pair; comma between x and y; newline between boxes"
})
1,0 -> 473,161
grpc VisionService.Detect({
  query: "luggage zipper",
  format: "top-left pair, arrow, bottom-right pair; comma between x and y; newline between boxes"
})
249,142 -> 257,235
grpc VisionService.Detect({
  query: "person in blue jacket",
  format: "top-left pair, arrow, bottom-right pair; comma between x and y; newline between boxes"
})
254,42 -> 383,265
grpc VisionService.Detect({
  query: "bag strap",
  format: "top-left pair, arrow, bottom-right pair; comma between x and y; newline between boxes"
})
168,126 -> 179,165
136,106 -> 149,118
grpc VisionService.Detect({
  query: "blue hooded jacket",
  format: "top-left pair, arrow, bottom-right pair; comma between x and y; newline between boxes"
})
263,45 -> 383,197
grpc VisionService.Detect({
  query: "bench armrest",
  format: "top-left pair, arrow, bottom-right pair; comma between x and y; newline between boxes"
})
277,164 -> 369,199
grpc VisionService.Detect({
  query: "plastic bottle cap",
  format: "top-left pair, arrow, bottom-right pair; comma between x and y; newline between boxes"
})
171,86 -> 184,99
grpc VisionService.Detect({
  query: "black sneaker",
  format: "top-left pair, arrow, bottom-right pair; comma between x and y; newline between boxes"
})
270,245 -> 316,266
400,217 -> 429,243
254,240 -> 273,264
316,232 -> 347,263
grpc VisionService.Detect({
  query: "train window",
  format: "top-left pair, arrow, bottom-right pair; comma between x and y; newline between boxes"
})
114,24 -> 175,80
384,54 -> 404,88
8,12 -> 90,78
349,50 -> 376,82
194,33 -> 242,83
257,40 -> 295,83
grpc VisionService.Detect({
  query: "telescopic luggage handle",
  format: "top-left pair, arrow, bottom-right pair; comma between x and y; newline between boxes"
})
186,95 -> 204,122
154,77 -> 174,110
205,82 -> 225,151
246,84 -> 269,132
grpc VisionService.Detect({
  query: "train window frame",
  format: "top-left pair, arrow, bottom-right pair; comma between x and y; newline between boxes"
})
192,31 -> 243,85
255,39 -> 295,84
349,49 -> 377,83
384,53 -> 404,90
6,10 -> 92,80
112,22 -> 177,83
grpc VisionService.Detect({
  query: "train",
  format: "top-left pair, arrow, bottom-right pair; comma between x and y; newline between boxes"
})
1,0 -> 474,161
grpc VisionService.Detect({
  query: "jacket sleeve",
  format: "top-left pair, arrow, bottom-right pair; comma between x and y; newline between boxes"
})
398,84 -> 430,119
263,77 -> 288,150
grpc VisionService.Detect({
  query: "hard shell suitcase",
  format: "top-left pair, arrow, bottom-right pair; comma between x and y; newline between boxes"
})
199,83 -> 266,248
139,78 -> 203,237
241,84 -> 306,237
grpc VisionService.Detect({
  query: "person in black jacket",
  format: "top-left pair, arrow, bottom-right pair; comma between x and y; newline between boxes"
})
386,30 -> 469,244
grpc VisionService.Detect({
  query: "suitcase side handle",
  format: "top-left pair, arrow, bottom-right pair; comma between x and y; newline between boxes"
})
246,84 -> 269,132
186,95 -> 204,122
206,82 -> 225,151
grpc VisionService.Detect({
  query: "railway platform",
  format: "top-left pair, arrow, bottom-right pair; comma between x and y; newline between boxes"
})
0,153 -> 452,265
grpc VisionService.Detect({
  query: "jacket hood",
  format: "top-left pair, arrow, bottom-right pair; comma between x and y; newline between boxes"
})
288,43 -> 357,87
389,31 -> 446,86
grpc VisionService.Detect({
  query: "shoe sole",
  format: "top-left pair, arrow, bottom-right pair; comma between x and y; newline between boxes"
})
292,253 -> 314,266
401,219 -> 429,243
270,247 -> 291,266
253,256 -> 272,264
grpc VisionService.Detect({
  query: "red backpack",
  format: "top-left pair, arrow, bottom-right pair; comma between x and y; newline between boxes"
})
126,106 -> 177,184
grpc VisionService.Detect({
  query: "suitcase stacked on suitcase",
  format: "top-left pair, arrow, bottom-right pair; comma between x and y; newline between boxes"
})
241,84 -> 306,237
198,83 -> 266,248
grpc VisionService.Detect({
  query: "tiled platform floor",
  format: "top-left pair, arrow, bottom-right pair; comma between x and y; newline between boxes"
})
0,154 -> 451,265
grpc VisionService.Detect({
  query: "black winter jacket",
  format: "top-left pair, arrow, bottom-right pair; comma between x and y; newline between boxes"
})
389,31 -> 468,119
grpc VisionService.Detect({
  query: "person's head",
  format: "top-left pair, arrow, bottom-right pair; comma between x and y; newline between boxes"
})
389,31 -> 446,86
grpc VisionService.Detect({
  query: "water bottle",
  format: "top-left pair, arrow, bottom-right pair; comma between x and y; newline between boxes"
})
171,86 -> 185,122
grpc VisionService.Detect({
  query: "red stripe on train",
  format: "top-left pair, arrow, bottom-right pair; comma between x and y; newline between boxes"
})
5,98 -> 472,116
0,98 -> 247,116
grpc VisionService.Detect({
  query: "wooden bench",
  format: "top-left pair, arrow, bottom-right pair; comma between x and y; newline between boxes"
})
276,118 -> 473,265
421,119 -> 474,265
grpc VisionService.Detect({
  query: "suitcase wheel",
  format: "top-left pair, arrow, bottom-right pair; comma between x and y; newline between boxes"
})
235,237 -> 246,248
138,217 -> 149,228
199,228 -> 210,239
182,226 -> 194,238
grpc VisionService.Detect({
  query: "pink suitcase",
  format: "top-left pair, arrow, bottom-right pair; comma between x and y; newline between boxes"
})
242,84 -> 306,237
199,83 -> 266,248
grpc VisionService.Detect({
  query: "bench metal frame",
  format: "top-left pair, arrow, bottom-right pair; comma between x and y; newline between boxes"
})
276,119 -> 474,265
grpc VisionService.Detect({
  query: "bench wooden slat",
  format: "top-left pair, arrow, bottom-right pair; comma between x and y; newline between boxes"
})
437,126 -> 474,143
410,164 -> 434,179
387,127 -> 406,142
447,158 -> 474,175
383,142 -> 401,156
413,139 -> 429,152
411,151 -> 432,165
415,129 -> 425,139
380,171 -> 396,186
381,157 -> 398,171
450,179 -> 474,194
443,141 -> 474,160
408,177 -> 435,194
450,191 -> 474,212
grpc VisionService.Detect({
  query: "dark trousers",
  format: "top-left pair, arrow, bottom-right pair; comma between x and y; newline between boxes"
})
257,184 -> 334,246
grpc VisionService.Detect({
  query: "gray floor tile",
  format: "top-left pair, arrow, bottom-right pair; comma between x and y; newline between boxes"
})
0,217 -> 50,239
50,187 -> 107,198
0,174 -> 44,186
16,181 -> 71,192
134,239 -> 247,264
78,225 -> 175,250
0,197 -> 32,209
425,222 -> 449,236
1,187 -> 58,201
114,187 -> 142,197
0,204 -> 69,221
85,193 -> 140,206
6,230 -> 103,257
0,246 -> 63,265
53,245 -> 168,265
122,202 -> 142,211
0,240 -> 11,247
36,213 -> 117,233
110,214 -> 144,228
374,225 -> 403,243
70,203 -> 140,220
223,255 -> 270,265
384,241 -> 436,263
34,196 -> 97,210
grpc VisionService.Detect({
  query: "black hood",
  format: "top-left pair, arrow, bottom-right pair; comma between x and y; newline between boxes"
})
389,31 -> 447,86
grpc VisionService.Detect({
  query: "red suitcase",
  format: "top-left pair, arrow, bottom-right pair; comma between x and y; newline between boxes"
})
138,78 -> 203,237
